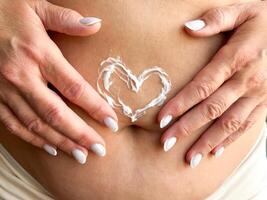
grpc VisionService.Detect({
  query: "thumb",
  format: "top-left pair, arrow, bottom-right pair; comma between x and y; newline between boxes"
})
36,0 -> 102,36
184,3 -> 259,37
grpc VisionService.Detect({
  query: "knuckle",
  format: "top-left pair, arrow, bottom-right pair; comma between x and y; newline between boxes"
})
226,134 -> 237,144
239,120 -> 254,133
4,121 -> 20,135
194,81 -> 214,100
221,117 -> 241,134
230,51 -> 250,72
76,133 -> 90,147
217,45 -> 254,73
178,125 -> 191,137
247,73 -> 264,89
59,8 -> 74,20
27,135 -> 39,146
215,46 -> 230,60
63,80 -> 85,101
208,7 -> 225,27
1,116 -> 19,134
33,0 -> 47,14
58,8 -> 76,31
213,51 -> 236,78
19,40 -> 43,61
10,36 -> 43,63
24,118 -> 42,132
44,106 -> 63,125
89,102 -> 106,118
0,66 -> 20,84
166,99 -> 180,116
204,101 -> 226,120
233,48 -> 257,70
245,57 -> 267,89
56,137 -> 72,150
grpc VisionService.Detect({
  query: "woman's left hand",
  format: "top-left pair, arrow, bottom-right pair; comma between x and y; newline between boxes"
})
158,1 -> 267,168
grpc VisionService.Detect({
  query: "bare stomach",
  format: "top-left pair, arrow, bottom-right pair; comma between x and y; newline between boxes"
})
0,0 -> 266,199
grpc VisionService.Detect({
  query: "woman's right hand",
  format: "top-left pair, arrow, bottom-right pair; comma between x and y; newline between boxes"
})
0,0 -> 118,164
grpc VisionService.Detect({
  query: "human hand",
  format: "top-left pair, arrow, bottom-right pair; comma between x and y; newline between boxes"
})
0,0 -> 118,164
158,1 -> 267,168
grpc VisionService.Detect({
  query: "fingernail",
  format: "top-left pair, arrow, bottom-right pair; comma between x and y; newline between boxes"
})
43,144 -> 57,156
90,143 -> 106,157
163,136 -> 177,152
79,17 -> 102,26
185,19 -> 206,31
190,153 -> 202,168
160,115 -> 173,129
104,117 -> 118,133
214,147 -> 225,158
72,149 -> 87,164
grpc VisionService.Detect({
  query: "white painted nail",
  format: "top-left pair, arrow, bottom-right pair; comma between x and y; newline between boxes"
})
163,136 -> 177,152
79,17 -> 102,26
43,144 -> 57,156
160,115 -> 173,129
190,153 -> 202,168
90,143 -> 106,157
104,117 -> 118,133
72,149 -> 87,164
185,19 -> 206,31
214,147 -> 225,158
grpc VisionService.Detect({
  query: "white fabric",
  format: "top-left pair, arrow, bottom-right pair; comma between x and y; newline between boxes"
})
0,125 -> 266,200
206,124 -> 267,200
0,145 -> 54,200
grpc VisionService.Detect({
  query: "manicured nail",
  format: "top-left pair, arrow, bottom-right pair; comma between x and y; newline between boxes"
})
79,17 -> 102,26
72,149 -> 87,164
160,115 -> 173,129
90,143 -> 106,157
190,153 -> 202,168
163,136 -> 177,152
43,144 -> 57,156
104,117 -> 118,133
214,147 -> 225,158
185,19 -> 206,31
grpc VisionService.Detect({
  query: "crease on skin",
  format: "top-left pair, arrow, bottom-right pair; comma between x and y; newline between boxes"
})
97,57 -> 172,122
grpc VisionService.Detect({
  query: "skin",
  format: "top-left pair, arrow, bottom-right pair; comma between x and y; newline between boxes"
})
0,0 -> 118,162
0,0 -> 266,199
0,0 -> 265,165
159,1 -> 267,166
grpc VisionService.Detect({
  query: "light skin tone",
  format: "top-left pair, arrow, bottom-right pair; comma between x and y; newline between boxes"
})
1,0 -> 266,168
159,1 -> 267,167
0,0 -> 118,164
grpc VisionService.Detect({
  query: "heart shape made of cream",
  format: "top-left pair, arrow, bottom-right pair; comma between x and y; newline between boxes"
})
97,57 -> 172,122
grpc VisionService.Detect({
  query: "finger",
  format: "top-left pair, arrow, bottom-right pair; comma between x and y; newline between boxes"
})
40,46 -> 118,132
3,91 -> 89,164
158,38 -> 251,128
12,75 -> 107,157
184,2 -> 261,36
35,0 -> 102,36
186,97 -> 259,168
0,102 -> 54,153
212,103 -> 267,154
162,78 -> 246,149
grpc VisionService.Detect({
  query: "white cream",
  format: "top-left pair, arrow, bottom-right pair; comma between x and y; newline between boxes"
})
97,57 -> 172,122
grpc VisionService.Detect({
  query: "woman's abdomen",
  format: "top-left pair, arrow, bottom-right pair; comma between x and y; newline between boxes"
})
50,0 -> 227,129
0,0 -> 265,199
